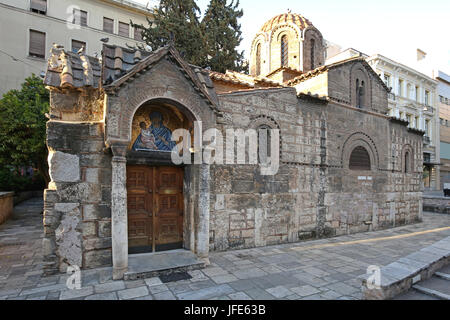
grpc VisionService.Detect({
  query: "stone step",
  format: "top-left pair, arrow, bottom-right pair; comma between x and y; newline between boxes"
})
412,283 -> 450,300
124,249 -> 205,281
393,289 -> 439,300
415,275 -> 450,295
434,272 -> 450,281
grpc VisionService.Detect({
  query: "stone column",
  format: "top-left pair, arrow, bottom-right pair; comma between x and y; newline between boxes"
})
196,163 -> 210,265
111,145 -> 128,280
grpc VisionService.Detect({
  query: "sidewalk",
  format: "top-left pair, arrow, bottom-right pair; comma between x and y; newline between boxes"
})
1,197 -> 449,300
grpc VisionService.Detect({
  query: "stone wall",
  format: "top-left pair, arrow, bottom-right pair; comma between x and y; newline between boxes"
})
43,117 -> 112,274
208,87 -> 423,252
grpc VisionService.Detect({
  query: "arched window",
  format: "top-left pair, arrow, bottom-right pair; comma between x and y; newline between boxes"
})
281,35 -> 288,67
404,151 -> 411,173
258,125 -> 271,165
349,146 -> 371,170
310,38 -> 315,70
256,43 -> 261,76
356,79 -> 365,108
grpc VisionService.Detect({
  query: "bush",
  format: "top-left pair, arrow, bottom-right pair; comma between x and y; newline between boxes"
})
0,167 -> 45,193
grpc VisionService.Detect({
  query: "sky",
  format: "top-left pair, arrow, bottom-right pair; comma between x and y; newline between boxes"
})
135,0 -> 450,77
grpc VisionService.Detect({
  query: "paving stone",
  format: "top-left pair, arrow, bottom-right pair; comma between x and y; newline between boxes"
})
85,292 -> 118,300
144,277 -> 163,287
117,286 -> 149,300
19,283 -> 67,296
210,274 -> 239,284
60,286 -> 94,300
148,284 -> 169,295
228,292 -> 252,300
326,282 -> 359,295
245,288 -> 276,300
290,285 -> 321,297
202,267 -> 228,277
125,279 -> 146,289
177,284 -> 234,300
132,295 -> 155,300
188,270 -> 209,282
228,279 -> 258,291
94,281 -> 125,294
153,291 -> 176,300
232,268 -> 268,280
266,286 -> 293,298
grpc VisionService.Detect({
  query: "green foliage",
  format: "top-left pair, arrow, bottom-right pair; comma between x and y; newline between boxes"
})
0,167 -> 45,192
0,75 -> 50,187
202,0 -> 247,73
136,0 -> 207,67
133,0 -> 246,73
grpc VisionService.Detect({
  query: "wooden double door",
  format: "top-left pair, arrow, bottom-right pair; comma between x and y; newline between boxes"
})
127,165 -> 184,254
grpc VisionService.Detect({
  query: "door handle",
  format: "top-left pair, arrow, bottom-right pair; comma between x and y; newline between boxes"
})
148,189 -> 153,193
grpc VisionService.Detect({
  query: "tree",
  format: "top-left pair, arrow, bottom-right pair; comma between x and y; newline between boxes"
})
133,0 -> 207,67
133,0 -> 247,73
0,75 -> 50,187
201,0 -> 247,73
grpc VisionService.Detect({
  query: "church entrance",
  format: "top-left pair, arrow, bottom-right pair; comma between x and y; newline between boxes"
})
126,165 -> 184,254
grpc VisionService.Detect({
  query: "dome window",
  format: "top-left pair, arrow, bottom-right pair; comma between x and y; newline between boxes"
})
281,35 -> 289,67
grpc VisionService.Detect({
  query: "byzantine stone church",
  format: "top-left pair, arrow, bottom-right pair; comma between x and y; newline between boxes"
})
42,13 -> 423,279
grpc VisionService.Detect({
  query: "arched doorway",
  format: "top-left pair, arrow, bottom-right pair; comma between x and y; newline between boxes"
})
126,100 -> 194,254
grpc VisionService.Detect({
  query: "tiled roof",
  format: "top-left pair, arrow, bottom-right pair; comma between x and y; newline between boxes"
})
286,57 -> 391,92
44,43 -> 220,109
286,65 -> 328,86
209,71 -> 254,88
102,44 -> 151,85
209,70 -> 283,90
260,13 -> 313,32
45,44 -> 102,89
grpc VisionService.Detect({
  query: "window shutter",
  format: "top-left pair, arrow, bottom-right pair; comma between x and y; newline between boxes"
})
103,17 -> 114,33
30,0 -> 47,13
134,27 -> 143,41
29,30 -> 46,58
73,9 -> 87,26
119,22 -> 129,37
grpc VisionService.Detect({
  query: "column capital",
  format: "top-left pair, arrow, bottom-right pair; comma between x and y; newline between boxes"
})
111,143 -> 128,158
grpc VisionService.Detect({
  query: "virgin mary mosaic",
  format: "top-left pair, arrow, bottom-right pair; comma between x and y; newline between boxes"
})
130,104 -> 192,153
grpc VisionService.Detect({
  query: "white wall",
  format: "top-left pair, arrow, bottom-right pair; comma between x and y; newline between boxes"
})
0,0 -> 152,95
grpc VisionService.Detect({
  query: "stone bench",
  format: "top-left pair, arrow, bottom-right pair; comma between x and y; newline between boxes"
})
0,192 -> 14,225
360,236 -> 450,300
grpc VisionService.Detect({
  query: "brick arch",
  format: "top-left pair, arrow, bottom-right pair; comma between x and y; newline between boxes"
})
401,144 -> 415,173
250,34 -> 267,76
105,87 -> 217,147
303,27 -> 324,72
249,115 -> 283,164
341,132 -> 379,171
350,62 -> 372,110
269,25 -> 301,70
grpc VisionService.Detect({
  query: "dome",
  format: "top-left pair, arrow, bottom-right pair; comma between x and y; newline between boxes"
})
260,13 -> 313,33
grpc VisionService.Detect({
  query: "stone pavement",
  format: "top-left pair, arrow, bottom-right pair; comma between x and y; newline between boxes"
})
1,197 -> 449,300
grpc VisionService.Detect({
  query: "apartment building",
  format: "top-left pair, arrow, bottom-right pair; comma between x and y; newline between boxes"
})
326,48 -> 440,190
0,0 -> 153,96
436,70 -> 450,189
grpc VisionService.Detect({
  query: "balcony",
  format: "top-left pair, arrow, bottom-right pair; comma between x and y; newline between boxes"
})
423,105 -> 434,114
